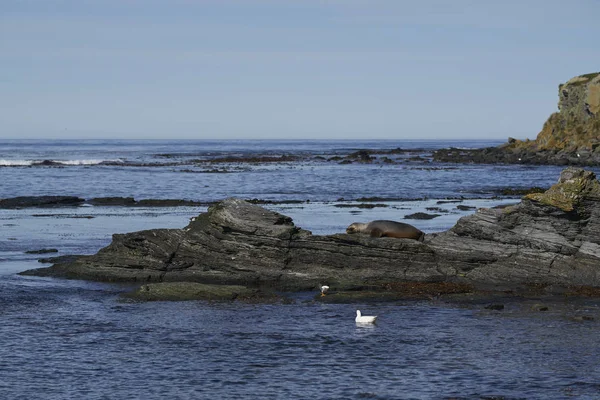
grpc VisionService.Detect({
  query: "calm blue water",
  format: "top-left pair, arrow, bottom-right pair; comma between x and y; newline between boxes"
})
1,139 -> 600,399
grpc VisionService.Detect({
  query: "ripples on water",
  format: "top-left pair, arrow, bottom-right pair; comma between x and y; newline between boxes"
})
0,139 -> 591,202
1,276 -> 599,399
2,140 -> 600,399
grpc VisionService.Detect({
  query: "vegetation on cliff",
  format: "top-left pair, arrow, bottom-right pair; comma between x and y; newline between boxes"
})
433,72 -> 600,165
509,72 -> 600,152
525,168 -> 600,212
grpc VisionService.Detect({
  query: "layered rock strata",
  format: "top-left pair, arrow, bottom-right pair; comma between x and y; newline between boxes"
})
22,168 -> 600,290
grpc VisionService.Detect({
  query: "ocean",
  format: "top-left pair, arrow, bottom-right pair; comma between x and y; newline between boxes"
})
1,139 -> 599,399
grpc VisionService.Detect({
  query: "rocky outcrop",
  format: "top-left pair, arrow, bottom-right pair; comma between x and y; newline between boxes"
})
522,72 -> 600,152
431,168 -> 600,287
21,168 -> 600,292
122,282 -> 282,302
0,196 -> 207,208
25,248 -> 58,254
434,72 -> 600,165
0,195 -> 300,209
0,196 -> 85,208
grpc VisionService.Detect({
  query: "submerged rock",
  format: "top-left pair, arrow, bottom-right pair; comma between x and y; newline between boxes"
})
0,196 -> 85,209
87,197 -> 204,207
404,212 -> 441,220
25,248 -> 58,254
87,197 -> 137,206
134,199 -> 204,207
20,167 -> 600,294
456,205 -> 476,211
122,282 -> 281,302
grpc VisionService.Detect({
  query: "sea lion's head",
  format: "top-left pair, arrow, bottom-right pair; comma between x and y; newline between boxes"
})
346,222 -> 364,234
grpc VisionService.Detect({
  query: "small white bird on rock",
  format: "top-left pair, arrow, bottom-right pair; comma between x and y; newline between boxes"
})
355,310 -> 377,324
319,285 -> 330,297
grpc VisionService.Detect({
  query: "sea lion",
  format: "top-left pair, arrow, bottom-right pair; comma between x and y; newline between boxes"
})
346,220 -> 425,241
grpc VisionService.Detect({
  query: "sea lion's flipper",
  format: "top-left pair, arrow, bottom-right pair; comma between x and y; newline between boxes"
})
370,228 -> 383,238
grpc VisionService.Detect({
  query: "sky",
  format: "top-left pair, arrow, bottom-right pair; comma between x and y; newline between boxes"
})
2,0 -> 600,140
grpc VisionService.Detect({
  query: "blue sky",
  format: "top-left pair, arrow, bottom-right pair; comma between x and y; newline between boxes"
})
2,0 -> 599,140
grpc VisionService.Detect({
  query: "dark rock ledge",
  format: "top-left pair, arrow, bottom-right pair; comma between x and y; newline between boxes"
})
0,196 -> 309,209
122,282 -> 285,303
20,167 -> 600,301
0,196 -> 85,208
0,196 -> 206,209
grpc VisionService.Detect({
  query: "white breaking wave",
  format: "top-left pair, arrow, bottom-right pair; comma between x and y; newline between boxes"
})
0,160 -> 33,166
0,159 -> 124,166
54,159 -> 122,165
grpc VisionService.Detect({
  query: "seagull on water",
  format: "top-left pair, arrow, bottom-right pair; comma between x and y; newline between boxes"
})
355,310 -> 377,324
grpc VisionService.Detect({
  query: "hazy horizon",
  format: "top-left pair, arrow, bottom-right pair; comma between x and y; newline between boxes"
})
2,0 -> 599,141
0,137 -> 507,142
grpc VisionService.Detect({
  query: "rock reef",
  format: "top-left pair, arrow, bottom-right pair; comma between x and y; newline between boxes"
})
0,196 -> 206,209
22,168 -> 600,296
123,282 -> 282,302
434,72 -> 600,165
0,196 -> 85,208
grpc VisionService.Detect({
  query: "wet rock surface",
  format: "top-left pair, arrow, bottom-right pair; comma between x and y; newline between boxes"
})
21,167 -> 600,298
0,196 -> 207,208
432,145 -> 600,166
0,196 -> 313,209
404,212 -> 441,220
25,248 -> 58,254
122,282 -> 282,302
0,196 -> 85,209
87,197 -> 137,206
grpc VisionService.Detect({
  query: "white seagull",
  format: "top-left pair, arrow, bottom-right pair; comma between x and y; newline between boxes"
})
355,310 -> 377,324
319,285 -> 330,297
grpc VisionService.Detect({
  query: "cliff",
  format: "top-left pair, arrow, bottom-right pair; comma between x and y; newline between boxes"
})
21,168 -> 600,295
434,72 -> 600,165
516,72 -> 600,152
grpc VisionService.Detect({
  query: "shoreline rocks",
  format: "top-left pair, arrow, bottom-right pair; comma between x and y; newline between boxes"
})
20,167 -> 600,300
432,145 -> 600,166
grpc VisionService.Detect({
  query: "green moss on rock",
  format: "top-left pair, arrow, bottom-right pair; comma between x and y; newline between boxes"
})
122,282 -> 280,302
565,72 -> 600,87
525,168 -> 600,211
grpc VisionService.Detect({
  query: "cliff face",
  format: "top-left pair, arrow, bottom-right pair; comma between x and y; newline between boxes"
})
433,72 -> 600,165
559,73 -> 600,119
520,72 -> 600,152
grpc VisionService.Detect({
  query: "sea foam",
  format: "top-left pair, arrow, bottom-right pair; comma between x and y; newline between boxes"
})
0,159 -> 123,166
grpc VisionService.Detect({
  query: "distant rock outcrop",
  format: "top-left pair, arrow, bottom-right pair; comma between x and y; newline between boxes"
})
0,196 -> 85,209
434,72 -> 600,165
0,196 -> 206,208
21,168 -> 600,294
